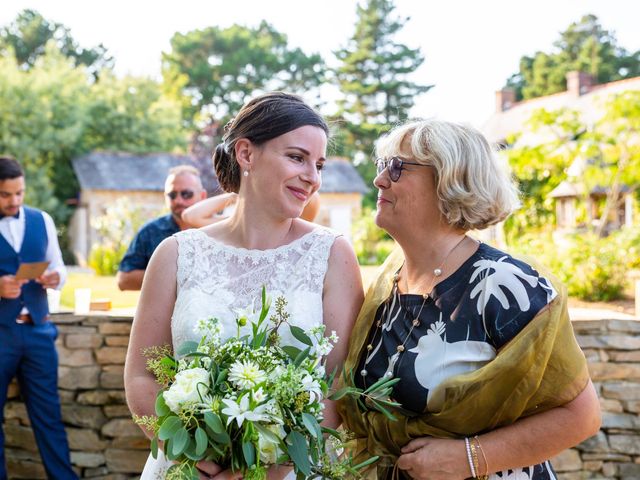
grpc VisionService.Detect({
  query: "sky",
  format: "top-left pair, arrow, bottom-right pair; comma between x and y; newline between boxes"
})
1,0 -> 639,127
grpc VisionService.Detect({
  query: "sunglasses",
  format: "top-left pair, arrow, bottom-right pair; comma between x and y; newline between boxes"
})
375,156 -> 430,182
166,190 -> 195,200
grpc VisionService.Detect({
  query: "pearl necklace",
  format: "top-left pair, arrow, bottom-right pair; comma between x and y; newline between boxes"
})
360,235 -> 469,383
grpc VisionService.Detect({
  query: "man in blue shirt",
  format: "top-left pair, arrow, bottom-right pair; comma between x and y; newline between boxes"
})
117,165 -> 206,290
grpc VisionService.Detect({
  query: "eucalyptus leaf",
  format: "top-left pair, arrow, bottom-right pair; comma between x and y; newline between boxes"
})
289,325 -> 313,346
150,436 -> 159,458
204,411 -> 225,434
195,427 -> 208,457
158,416 -> 182,441
176,341 -> 199,356
242,441 -> 256,467
171,426 -> 189,457
301,413 -> 321,439
281,345 -> 302,360
155,391 -> 170,416
285,431 -> 311,476
293,346 -> 311,367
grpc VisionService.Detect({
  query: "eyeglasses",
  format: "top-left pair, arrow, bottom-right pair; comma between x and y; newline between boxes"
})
375,156 -> 430,182
166,190 -> 195,200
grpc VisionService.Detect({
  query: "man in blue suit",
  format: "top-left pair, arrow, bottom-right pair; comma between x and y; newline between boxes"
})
0,157 -> 76,479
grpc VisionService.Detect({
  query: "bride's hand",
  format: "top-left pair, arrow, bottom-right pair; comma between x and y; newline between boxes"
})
209,468 -> 243,480
195,460 -> 225,479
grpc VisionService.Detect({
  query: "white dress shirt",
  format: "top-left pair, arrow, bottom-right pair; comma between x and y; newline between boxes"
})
0,206 -> 67,290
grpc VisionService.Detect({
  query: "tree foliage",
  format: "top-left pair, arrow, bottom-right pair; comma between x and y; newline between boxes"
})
505,14 -> 640,100
0,9 -> 113,78
505,91 -> 640,240
161,21 -> 325,125
333,0 -> 430,205
0,44 -> 186,225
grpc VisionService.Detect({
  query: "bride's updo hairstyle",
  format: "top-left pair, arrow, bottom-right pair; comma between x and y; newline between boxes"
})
213,92 -> 329,193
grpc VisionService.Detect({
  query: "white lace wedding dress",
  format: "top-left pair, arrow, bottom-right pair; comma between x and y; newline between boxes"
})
140,227 -> 339,480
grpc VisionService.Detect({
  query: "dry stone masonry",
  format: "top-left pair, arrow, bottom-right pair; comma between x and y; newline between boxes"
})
4,315 -> 640,479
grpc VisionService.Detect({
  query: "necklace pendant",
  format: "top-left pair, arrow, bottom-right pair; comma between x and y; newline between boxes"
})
376,320 -> 381,328
397,345 -> 405,353
434,268 -> 443,277
413,318 -> 420,327
423,293 -> 431,301
366,344 -> 373,351
360,369 -> 368,377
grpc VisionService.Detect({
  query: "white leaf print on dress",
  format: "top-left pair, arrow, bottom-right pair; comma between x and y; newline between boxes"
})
409,314 -> 495,409
469,256 -> 552,315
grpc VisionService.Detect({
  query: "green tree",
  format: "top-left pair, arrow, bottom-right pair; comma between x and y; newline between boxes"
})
334,0 -> 430,205
505,91 -> 640,239
503,108 -> 582,239
583,90 -> 640,237
162,21 -> 325,125
0,44 -> 186,225
506,14 -> 640,100
0,9 -> 113,78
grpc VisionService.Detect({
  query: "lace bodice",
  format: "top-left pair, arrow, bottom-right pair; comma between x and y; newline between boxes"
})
140,227 -> 339,479
171,228 -> 339,350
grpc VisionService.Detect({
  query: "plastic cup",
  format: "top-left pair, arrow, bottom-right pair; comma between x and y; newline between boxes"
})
74,288 -> 92,315
47,288 -> 61,313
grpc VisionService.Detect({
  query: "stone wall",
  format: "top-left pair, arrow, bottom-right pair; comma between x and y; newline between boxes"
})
4,315 -> 640,479
5,314 -> 149,479
552,319 -> 640,480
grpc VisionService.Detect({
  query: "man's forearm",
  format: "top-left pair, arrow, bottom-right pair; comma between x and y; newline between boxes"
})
116,269 -> 145,291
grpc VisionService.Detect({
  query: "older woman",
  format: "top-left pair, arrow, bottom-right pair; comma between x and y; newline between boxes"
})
337,119 -> 600,480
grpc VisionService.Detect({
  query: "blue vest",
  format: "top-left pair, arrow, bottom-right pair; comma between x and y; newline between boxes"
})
0,206 -> 49,324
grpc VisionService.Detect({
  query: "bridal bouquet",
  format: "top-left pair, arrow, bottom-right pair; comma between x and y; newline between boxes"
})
135,288 -> 398,480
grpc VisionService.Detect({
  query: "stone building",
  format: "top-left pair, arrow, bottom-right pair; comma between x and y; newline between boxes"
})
483,72 -> 640,233
70,153 -> 367,265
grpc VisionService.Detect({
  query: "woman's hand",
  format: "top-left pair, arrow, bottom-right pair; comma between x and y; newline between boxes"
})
194,460 -> 225,479
209,468 -> 243,480
397,437 -> 469,480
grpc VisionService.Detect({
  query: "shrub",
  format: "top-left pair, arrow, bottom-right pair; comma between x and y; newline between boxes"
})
88,198 -> 158,275
507,229 -> 631,302
352,208 -> 392,265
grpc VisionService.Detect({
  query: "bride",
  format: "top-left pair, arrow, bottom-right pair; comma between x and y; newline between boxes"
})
124,92 -> 364,480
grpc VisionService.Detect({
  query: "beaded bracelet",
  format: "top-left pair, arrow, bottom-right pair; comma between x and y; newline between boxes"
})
464,437 -> 477,478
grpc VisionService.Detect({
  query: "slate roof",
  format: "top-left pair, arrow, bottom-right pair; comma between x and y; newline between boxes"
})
72,152 -> 368,195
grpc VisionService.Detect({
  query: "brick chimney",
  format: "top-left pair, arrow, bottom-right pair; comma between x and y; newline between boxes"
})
495,88 -> 516,113
566,71 -> 594,96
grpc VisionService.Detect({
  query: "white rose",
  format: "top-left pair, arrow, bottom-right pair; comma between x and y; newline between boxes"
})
258,424 -> 286,464
163,367 -> 211,414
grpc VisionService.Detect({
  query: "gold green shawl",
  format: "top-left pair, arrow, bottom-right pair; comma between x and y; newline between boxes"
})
337,248 -> 589,478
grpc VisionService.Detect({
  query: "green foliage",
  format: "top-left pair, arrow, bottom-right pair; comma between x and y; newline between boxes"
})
508,230 -> 634,302
503,108 -> 580,239
0,43 -> 185,228
88,198 -> 155,275
352,208 -> 393,265
334,0 -> 431,204
161,21 -> 325,125
88,244 -> 128,276
505,14 -> 640,100
0,9 -> 113,78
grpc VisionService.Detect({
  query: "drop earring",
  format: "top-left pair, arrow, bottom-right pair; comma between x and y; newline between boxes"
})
243,170 -> 249,177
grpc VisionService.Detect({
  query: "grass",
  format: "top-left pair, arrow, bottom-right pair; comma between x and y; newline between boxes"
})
61,273 -> 140,310
61,266 -> 382,310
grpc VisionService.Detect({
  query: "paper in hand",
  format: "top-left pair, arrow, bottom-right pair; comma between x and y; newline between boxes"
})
15,261 -> 50,280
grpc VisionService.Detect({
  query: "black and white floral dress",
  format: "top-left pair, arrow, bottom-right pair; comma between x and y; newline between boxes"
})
356,243 -> 559,480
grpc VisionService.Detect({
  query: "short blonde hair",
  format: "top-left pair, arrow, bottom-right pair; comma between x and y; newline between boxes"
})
375,119 -> 519,230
